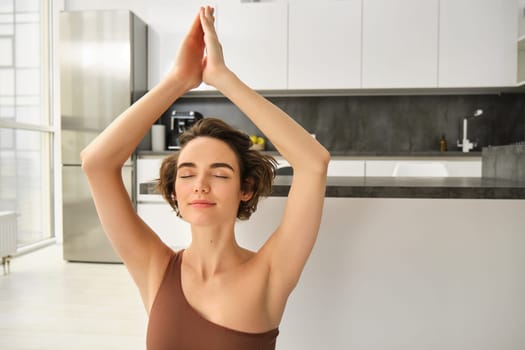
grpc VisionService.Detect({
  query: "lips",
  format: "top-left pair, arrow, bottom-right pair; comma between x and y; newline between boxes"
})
189,199 -> 216,208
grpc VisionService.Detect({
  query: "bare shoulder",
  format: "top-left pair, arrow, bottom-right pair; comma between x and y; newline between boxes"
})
249,243 -> 289,324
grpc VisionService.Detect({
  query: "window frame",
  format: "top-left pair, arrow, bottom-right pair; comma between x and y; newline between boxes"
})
0,0 -> 56,249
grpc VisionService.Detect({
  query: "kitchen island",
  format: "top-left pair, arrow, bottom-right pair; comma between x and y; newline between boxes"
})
239,186 -> 525,350
136,157 -> 525,350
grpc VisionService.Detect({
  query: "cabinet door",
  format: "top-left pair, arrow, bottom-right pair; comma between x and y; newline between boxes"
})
328,160 -> 365,177
142,2 -> 216,91
217,2 -> 287,90
276,157 -> 365,176
137,203 -> 192,249
362,0 -> 439,88
439,0 -> 517,87
288,1 -> 361,89
365,159 -> 481,177
365,160 -> 399,176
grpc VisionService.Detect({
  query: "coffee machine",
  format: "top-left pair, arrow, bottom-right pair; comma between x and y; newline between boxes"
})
167,110 -> 203,149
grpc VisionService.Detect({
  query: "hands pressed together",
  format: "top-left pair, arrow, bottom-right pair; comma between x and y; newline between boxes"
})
172,6 -> 229,92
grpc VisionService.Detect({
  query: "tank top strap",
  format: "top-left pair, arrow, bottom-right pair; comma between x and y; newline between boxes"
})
166,248 -> 183,286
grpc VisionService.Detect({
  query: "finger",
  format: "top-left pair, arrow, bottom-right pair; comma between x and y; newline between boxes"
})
187,9 -> 204,38
205,5 -> 212,18
200,7 -> 223,58
200,7 -> 217,36
204,6 -> 215,25
204,5 -> 214,17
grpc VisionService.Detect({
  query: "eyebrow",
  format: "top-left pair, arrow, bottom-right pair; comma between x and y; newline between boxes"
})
177,162 -> 235,172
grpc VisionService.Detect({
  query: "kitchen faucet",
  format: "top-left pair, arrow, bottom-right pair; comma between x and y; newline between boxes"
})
457,109 -> 483,153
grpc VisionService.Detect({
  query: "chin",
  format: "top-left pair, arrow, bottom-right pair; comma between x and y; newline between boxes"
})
180,210 -> 235,227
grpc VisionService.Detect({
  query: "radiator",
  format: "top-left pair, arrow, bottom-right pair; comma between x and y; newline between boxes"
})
0,211 -> 17,275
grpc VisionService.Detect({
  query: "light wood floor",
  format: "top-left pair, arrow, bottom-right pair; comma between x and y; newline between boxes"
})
0,244 -> 148,350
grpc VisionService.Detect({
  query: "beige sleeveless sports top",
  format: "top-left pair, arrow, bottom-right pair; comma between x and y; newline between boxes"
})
147,250 -> 279,350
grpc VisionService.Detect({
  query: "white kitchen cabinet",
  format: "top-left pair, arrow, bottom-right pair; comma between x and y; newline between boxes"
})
366,160 -> 406,177
216,2 -> 287,90
288,1 -> 361,89
439,0 -> 517,87
362,0 -> 439,88
365,159 -> 481,177
328,160 -> 365,177
136,157 -> 163,202
275,157 -> 365,177
136,158 -> 162,185
137,203 -> 192,249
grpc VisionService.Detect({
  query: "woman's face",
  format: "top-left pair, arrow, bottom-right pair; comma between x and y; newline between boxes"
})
174,136 -> 251,226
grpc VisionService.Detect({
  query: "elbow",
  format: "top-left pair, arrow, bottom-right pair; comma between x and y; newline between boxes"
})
320,148 -> 331,168
80,148 -> 93,173
302,147 -> 330,176
79,148 -> 87,164
288,144 -> 330,175
80,147 -> 101,175
80,147 -> 121,176
316,147 -> 330,174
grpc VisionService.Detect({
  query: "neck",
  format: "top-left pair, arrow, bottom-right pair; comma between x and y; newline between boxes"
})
184,223 -> 242,280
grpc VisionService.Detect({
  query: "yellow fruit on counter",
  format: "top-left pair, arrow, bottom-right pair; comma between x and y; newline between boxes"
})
256,136 -> 265,145
249,135 -> 258,145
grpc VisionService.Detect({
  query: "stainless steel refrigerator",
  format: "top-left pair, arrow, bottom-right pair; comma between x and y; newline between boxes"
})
60,10 -> 147,262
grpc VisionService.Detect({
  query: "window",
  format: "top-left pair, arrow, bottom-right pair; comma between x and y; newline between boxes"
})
0,0 -> 53,247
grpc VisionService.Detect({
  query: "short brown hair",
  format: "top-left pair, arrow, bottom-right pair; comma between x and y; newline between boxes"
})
156,118 -> 277,220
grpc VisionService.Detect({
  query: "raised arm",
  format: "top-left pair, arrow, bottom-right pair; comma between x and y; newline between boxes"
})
200,7 -> 330,301
80,12 -> 205,311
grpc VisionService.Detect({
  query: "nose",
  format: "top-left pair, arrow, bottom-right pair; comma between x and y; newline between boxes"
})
193,178 -> 210,193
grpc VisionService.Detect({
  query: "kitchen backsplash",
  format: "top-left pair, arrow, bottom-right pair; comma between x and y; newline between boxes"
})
156,93 -> 525,154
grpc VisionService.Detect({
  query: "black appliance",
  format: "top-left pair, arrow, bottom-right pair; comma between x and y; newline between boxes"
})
167,110 -> 203,149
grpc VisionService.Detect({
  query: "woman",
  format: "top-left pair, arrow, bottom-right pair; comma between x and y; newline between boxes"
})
81,6 -> 329,350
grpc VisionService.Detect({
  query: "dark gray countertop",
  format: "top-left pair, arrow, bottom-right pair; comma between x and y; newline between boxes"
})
137,150 -> 482,159
328,151 -> 482,157
271,176 -> 525,199
140,176 -> 525,200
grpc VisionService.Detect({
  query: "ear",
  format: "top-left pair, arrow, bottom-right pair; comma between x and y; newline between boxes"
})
241,177 -> 254,202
